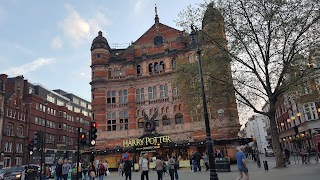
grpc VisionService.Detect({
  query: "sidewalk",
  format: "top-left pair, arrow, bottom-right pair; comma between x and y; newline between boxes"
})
103,157 -> 319,180
49,157 -> 319,180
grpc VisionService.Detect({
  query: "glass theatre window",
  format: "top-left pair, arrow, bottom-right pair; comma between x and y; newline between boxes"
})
120,111 -> 129,130
107,91 -> 116,104
119,90 -> 128,104
107,112 -> 117,131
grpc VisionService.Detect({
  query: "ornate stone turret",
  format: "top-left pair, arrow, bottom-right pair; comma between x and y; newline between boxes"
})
91,31 -> 111,51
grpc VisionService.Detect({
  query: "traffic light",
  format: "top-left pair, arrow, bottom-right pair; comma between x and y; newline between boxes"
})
28,140 -> 34,152
79,132 -> 86,146
34,131 -> 42,150
89,122 -> 97,147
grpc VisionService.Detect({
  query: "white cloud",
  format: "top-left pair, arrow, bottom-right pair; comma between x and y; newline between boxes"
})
51,36 -> 63,49
132,0 -> 152,16
4,58 -> 55,76
60,4 -> 109,47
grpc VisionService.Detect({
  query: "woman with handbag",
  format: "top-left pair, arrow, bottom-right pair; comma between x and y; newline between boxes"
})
88,164 -> 96,180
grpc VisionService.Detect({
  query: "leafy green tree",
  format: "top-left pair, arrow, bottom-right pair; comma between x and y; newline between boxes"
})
176,0 -> 319,167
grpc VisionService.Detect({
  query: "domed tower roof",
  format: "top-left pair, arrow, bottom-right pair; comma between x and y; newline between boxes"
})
91,31 -> 111,51
202,3 -> 224,29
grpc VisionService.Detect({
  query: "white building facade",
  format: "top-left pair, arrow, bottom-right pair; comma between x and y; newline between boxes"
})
244,114 -> 269,153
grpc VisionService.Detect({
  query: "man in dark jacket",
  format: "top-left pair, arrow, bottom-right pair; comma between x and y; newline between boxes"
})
123,154 -> 133,180
55,159 -> 63,180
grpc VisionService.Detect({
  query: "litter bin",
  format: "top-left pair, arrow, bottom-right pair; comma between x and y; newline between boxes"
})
220,158 -> 231,172
215,158 -> 230,172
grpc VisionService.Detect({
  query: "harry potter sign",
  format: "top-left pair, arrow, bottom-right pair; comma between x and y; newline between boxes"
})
123,136 -> 172,148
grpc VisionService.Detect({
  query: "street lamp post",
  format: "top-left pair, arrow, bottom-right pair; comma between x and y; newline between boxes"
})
40,100 -> 48,178
190,25 -> 218,180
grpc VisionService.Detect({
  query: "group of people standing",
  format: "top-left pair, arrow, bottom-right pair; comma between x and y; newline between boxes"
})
139,152 -> 179,180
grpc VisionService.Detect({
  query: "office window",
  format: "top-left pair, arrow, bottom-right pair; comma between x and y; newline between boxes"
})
138,118 -> 144,128
4,157 -> 11,167
35,117 -> 38,124
162,115 -> 171,126
17,126 -> 24,137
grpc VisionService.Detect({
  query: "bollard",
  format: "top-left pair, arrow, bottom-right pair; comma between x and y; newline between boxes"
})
263,161 -> 269,171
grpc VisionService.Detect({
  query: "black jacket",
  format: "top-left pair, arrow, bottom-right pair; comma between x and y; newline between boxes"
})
56,164 -> 63,176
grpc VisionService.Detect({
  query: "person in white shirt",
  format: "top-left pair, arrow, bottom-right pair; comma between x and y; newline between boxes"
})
139,153 -> 149,180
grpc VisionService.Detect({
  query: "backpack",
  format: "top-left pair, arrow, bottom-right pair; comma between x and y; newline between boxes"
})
174,160 -> 179,169
124,160 -> 132,171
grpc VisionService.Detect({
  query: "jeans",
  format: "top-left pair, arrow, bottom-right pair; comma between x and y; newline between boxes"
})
56,176 -> 63,180
62,174 -> 68,180
157,170 -> 163,180
169,169 -> 174,180
125,171 -> 132,180
98,175 -> 104,180
141,170 -> 149,180
174,169 -> 179,180
41,175 -> 47,180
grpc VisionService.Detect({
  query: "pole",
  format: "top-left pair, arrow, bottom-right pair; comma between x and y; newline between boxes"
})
77,128 -> 80,180
191,25 -> 218,180
39,131 -> 43,179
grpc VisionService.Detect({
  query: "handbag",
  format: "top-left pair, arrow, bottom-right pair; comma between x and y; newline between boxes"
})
90,171 -> 96,178
106,170 -> 110,176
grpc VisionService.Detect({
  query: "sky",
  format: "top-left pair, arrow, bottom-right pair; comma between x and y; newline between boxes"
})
0,0 -> 205,101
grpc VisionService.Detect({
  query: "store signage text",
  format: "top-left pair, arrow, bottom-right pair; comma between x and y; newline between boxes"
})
123,136 -> 172,148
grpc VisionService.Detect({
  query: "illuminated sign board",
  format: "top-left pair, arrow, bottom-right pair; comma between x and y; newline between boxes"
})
123,136 -> 172,148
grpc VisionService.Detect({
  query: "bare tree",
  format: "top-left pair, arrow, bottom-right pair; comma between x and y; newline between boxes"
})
175,0 -> 320,167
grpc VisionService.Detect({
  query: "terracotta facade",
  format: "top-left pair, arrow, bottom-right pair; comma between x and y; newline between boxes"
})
90,6 -> 241,154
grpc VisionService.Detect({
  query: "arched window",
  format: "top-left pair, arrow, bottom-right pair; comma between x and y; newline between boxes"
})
114,68 -> 120,78
166,106 -> 169,113
120,67 -> 125,77
162,115 -> 170,126
160,61 -> 165,71
149,63 -> 153,74
173,105 -> 177,112
154,62 -> 159,72
175,113 -> 184,124
108,68 -> 113,79
161,107 -> 164,114
17,126 -> 24,137
138,118 -> 144,128
172,58 -> 177,69
6,123 -> 13,136
178,104 -> 182,111
137,65 -> 142,75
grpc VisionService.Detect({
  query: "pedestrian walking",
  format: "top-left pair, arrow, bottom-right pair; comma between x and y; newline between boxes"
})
97,161 -> 106,180
155,155 -> 163,180
118,158 -> 124,176
62,159 -> 71,180
202,152 -> 209,171
236,146 -> 249,180
284,148 -> 291,164
139,153 -> 149,180
55,159 -> 63,180
123,153 -> 133,180
168,154 -> 176,180
103,160 -> 108,176
173,156 -> 179,180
